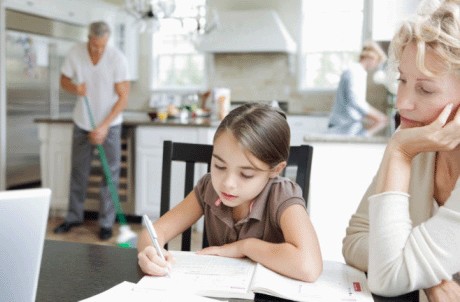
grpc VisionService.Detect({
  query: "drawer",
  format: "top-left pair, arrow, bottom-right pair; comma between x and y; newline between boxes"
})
136,127 -> 199,148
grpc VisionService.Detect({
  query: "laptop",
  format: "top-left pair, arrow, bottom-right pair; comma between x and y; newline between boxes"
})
0,188 -> 51,302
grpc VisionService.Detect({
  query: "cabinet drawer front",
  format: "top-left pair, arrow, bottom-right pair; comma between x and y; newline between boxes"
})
137,127 -> 199,147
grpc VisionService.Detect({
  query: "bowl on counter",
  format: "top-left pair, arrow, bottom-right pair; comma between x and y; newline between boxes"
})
147,112 -> 157,120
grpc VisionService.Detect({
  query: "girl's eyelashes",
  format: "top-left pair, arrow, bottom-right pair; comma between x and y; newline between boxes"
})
213,163 -> 225,170
241,173 -> 254,179
213,163 -> 255,179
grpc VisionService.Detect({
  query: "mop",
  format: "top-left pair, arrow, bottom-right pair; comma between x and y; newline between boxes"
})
83,96 -> 137,248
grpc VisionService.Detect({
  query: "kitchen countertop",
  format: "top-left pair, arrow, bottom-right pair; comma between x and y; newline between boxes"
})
304,122 -> 393,144
35,112 -> 393,144
35,112 -> 221,128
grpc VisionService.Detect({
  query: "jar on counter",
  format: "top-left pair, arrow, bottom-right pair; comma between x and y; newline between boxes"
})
212,88 -> 231,121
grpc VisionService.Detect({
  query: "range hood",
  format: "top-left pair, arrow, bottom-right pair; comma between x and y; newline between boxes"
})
196,9 -> 297,53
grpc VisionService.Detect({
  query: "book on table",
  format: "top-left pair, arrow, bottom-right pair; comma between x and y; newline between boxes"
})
135,251 -> 373,301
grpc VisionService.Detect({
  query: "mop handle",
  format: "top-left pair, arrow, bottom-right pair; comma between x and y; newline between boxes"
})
83,96 -> 127,225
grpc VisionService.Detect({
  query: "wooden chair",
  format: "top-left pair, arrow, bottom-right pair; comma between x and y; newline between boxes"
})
160,140 -> 313,251
281,144 -> 314,206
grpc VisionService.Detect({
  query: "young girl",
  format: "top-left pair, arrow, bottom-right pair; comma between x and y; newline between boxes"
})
342,1 -> 460,301
137,103 -> 322,282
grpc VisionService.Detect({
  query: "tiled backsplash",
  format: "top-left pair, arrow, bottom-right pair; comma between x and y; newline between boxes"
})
210,53 -> 294,102
210,53 -> 387,114
126,51 -> 387,115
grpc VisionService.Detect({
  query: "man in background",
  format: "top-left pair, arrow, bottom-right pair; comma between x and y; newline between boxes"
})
328,41 -> 388,132
54,21 -> 130,240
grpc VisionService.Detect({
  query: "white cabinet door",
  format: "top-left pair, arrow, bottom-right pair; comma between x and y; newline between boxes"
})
135,126 -> 216,219
38,123 -> 73,216
371,0 -> 421,41
4,0 -> 118,25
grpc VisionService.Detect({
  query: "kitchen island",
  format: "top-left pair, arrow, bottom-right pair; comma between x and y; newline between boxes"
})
304,122 -> 391,263
36,112 -> 218,220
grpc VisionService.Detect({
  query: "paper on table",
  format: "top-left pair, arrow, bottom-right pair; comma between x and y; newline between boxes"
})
79,281 -> 224,302
135,252 -> 373,302
251,261 -> 373,302
135,251 -> 257,299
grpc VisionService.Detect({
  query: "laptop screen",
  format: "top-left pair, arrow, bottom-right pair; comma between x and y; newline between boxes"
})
0,188 -> 51,302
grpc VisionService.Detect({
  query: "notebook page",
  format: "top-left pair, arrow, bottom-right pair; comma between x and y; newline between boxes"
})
251,261 -> 373,302
136,251 -> 256,299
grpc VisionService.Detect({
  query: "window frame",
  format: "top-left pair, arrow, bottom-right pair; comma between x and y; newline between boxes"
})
150,1 -> 208,92
297,0 -> 371,93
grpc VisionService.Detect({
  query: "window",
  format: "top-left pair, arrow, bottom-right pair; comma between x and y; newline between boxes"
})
299,0 -> 365,91
151,0 -> 207,91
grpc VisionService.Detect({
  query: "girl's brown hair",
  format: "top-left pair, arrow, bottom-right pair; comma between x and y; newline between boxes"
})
214,103 -> 290,169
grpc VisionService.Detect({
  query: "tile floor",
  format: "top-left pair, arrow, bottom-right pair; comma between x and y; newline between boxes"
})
46,216 -> 143,247
46,216 -> 203,251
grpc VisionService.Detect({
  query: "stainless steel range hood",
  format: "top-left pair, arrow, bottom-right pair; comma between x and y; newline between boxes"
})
196,9 -> 297,53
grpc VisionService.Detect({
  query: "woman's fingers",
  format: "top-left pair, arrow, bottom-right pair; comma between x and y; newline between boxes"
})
436,103 -> 453,126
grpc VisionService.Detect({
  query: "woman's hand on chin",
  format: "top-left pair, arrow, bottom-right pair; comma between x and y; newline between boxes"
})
390,104 -> 460,160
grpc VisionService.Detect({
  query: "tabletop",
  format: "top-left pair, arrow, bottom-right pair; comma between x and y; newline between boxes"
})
37,240 -> 419,302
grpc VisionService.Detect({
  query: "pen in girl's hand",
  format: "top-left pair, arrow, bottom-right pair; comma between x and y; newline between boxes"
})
142,214 -> 170,276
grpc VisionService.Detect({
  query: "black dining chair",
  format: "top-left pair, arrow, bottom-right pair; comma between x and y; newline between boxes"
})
160,140 -> 314,251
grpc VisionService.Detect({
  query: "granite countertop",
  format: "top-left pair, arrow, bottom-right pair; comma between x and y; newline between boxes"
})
36,111 -> 393,144
35,111 -> 221,128
304,122 -> 393,144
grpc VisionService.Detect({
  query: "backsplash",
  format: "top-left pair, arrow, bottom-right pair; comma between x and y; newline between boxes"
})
210,53 -> 387,114
210,53 -> 293,102
126,49 -> 388,115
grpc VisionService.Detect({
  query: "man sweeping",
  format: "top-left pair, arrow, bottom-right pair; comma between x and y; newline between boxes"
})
54,21 -> 130,240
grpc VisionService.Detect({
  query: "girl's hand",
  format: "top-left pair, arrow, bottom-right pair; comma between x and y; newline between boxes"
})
425,280 -> 460,302
197,240 -> 246,258
391,104 -> 460,161
137,246 -> 173,276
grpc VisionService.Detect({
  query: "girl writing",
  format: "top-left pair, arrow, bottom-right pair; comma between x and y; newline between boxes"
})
138,103 -> 322,282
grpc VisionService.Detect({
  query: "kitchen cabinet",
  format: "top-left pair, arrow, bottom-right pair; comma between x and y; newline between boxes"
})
38,122 -> 73,216
371,0 -> 421,41
135,126 -> 216,219
5,0 -> 76,24
4,0 -> 104,26
37,122 -> 135,217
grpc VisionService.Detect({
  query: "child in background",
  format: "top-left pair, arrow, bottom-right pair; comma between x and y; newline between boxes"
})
137,103 -> 322,282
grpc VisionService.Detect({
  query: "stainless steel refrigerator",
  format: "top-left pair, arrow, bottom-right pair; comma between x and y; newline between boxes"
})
3,10 -> 86,189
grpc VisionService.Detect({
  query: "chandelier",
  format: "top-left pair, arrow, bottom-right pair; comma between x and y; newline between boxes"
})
124,0 -> 215,34
125,0 -> 176,20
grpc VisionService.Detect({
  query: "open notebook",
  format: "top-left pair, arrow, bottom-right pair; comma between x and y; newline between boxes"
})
135,251 -> 373,301
0,188 -> 51,302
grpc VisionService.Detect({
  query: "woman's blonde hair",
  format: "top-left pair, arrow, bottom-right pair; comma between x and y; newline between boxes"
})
389,0 -> 460,76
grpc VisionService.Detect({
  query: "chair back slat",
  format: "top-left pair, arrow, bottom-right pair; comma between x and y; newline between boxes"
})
161,141 -> 213,251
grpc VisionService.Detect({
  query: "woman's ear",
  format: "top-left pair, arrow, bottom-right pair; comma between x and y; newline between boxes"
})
270,161 -> 287,178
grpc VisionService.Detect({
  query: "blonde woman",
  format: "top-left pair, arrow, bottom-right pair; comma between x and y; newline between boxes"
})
343,1 -> 460,301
